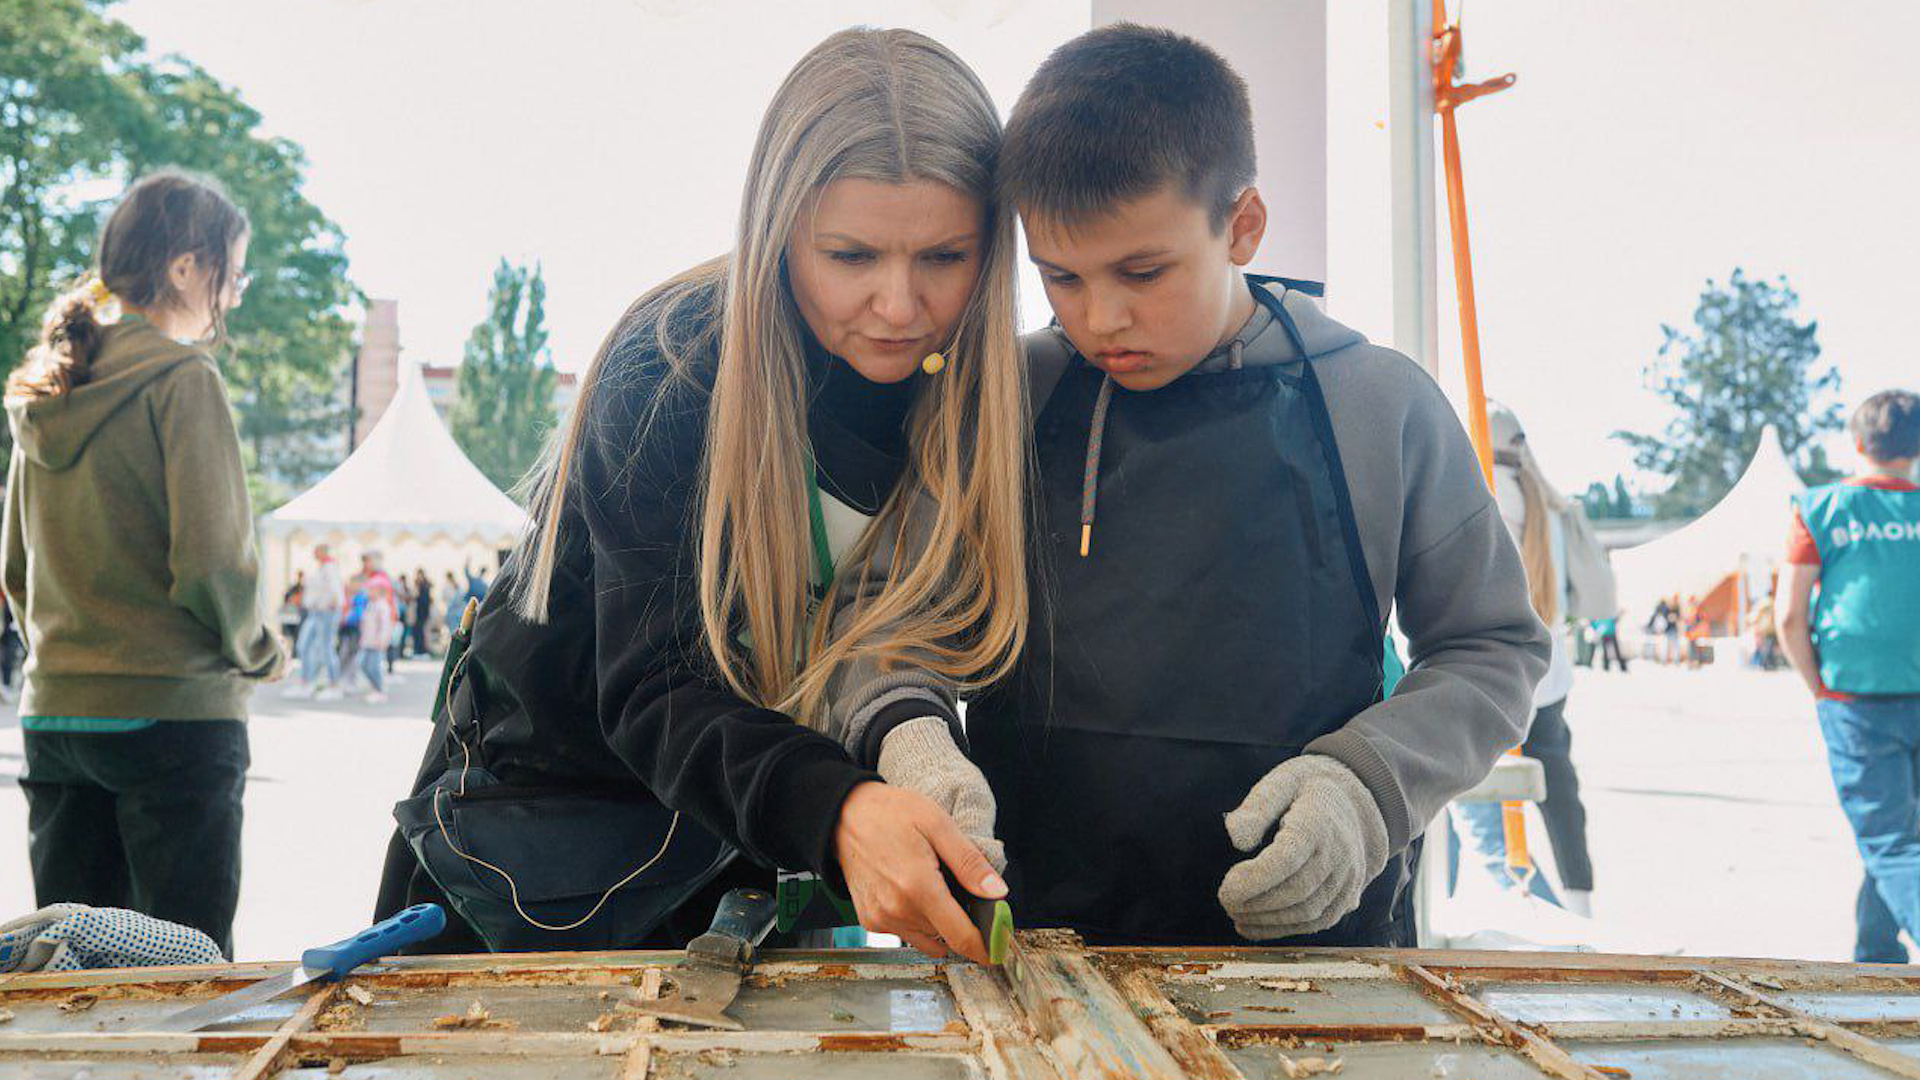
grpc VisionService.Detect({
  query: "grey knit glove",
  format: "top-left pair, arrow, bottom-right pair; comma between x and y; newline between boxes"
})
877,717 -> 1007,872
1218,754 -> 1389,941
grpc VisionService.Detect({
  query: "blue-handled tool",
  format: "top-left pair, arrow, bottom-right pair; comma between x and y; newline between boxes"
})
146,904 -> 445,1033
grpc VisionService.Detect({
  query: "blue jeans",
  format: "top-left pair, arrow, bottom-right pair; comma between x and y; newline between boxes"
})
357,648 -> 386,693
297,609 -> 341,685
1857,871 -> 1907,963
1817,695 -> 1920,955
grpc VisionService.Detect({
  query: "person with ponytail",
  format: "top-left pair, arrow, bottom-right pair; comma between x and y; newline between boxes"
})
1447,402 -> 1597,918
375,28 -> 1027,962
3,168 -> 283,957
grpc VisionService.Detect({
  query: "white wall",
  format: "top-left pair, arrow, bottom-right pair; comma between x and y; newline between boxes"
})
1091,0 -> 1328,283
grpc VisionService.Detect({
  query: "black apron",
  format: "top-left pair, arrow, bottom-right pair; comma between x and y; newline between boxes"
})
971,276 -> 1413,946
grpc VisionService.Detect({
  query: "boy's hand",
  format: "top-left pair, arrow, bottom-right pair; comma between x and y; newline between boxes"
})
878,717 -> 1006,872
1218,754 -> 1388,941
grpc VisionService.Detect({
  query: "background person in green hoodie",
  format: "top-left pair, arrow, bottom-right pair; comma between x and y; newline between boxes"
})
2,168 -> 284,958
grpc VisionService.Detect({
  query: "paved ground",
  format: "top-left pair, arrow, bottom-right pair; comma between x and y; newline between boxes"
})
0,658 -> 1879,964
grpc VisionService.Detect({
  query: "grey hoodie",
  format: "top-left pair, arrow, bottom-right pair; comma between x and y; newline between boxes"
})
825,278 -> 1548,854
3,316 -> 283,721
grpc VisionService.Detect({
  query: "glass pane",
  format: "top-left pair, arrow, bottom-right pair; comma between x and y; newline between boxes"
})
1164,977 -> 1457,1027
724,979 -> 960,1033
0,989 -> 300,1034
1476,982 -> 1733,1023
0,1054 -> 243,1079
1227,1040 -> 1547,1079
1566,1038 -> 1892,1080
1773,990 -> 1920,1022
324,983 -> 635,1033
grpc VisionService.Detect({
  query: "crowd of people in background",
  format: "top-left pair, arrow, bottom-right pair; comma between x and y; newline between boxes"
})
280,543 -> 491,702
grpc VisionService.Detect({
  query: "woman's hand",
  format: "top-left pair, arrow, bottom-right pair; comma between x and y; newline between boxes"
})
833,780 -> 1007,963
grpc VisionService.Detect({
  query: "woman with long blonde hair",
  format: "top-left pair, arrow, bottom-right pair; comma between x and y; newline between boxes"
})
376,28 -> 1026,961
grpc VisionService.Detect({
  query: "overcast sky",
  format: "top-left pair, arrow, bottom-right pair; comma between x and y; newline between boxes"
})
116,0 -> 1919,492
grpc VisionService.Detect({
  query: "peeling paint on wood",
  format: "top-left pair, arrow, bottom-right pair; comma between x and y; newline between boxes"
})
13,941 -> 1920,1076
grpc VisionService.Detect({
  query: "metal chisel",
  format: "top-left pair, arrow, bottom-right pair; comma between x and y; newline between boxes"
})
629,887 -> 780,1031
146,903 -> 446,1033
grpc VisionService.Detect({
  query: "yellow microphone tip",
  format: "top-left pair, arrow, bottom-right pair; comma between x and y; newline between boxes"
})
920,351 -> 946,375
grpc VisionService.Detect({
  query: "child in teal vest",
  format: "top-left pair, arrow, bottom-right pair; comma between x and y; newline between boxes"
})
1780,389 -> 1920,961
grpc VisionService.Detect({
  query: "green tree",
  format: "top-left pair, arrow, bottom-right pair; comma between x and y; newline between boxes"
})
0,0 -> 145,372
1578,474 -> 1641,520
0,0 -> 356,504
1579,481 -> 1613,520
1614,269 -> 1842,518
448,260 -> 558,495
1611,474 -> 1636,518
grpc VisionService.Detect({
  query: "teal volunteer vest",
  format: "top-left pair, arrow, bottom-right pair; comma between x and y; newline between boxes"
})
1801,481 -> 1920,694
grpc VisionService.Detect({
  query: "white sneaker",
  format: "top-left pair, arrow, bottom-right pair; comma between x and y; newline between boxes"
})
365,691 -> 388,704
315,687 -> 342,702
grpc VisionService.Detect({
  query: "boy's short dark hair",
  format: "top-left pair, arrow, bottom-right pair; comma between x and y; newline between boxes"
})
1851,389 -> 1920,463
999,23 -> 1254,231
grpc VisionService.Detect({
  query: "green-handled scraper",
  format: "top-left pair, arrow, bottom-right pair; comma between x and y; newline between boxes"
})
945,868 -> 1014,965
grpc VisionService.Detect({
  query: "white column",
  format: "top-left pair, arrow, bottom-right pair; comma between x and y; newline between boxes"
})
1387,0 -> 1439,378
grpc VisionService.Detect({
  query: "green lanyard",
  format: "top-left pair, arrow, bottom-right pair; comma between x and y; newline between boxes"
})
806,466 -> 835,597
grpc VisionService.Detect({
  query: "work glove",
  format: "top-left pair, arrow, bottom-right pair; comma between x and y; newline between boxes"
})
877,717 -> 1007,872
1218,754 -> 1389,942
0,905 -> 225,972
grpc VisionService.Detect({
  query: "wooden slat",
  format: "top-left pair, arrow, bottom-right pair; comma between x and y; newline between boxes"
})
1002,933 -> 1187,1080
1403,963 -> 1607,1080
1112,967 -> 1245,1080
284,1031 -> 635,1057
1699,971 -> 1920,1080
1097,945 -> 1920,983
947,963 -> 1066,1080
618,966 -> 663,1080
233,983 -> 337,1080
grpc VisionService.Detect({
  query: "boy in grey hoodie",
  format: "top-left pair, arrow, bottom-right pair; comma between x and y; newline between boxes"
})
828,25 -> 1548,946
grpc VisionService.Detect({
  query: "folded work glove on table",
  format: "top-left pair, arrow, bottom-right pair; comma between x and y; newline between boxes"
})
877,716 -> 1007,873
1218,754 -> 1390,941
0,904 -> 225,973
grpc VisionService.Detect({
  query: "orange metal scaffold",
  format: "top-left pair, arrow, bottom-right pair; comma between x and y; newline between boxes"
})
1431,0 -> 1532,885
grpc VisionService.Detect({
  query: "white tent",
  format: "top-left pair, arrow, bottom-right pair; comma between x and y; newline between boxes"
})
259,362 -> 525,609
1611,425 -> 1804,627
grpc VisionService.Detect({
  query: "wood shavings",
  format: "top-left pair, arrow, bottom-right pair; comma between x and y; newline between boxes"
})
57,992 -> 98,1012
1749,975 -> 1785,990
587,1012 -> 620,1032
432,999 -> 517,1030
326,1058 -> 348,1075
1258,978 -> 1315,992
344,984 -> 375,1006
1591,1067 -> 1632,1078
316,1002 -> 365,1032
696,1047 -> 736,1068
0,1007 -> 12,1024
1276,1053 -> 1343,1077
1244,1004 -> 1296,1013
